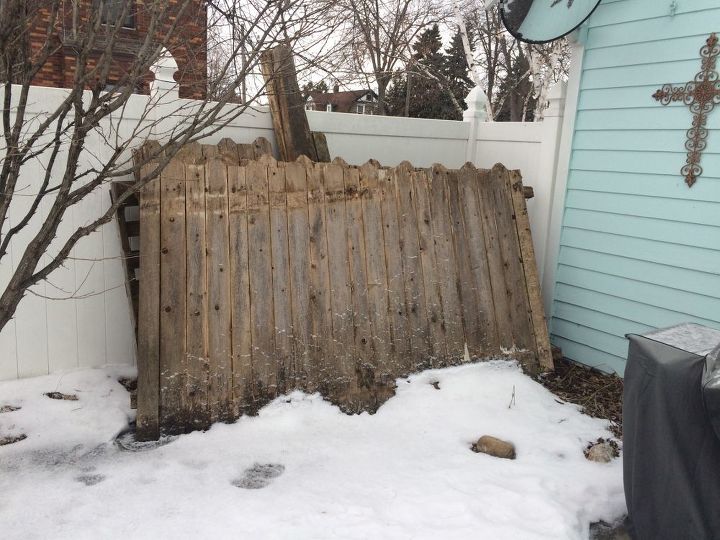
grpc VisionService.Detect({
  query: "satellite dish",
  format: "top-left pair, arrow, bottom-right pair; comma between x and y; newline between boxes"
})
500,0 -> 602,44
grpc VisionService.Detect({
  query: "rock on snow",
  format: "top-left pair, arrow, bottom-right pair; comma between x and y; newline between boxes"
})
0,361 -> 625,539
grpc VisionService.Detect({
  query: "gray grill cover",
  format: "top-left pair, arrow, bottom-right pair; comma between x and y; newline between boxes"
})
624,324 -> 720,540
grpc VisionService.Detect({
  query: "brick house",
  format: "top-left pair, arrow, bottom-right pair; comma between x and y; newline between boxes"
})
305,85 -> 379,115
27,1 -> 207,99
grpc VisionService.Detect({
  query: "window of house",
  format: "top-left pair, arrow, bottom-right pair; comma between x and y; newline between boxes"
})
355,104 -> 365,114
97,0 -> 136,29
305,103 -> 315,111
326,104 -> 332,112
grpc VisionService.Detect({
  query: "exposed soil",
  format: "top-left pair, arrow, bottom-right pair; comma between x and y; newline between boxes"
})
0,434 -> 27,446
538,356 -> 623,438
0,405 -> 20,413
44,392 -> 78,401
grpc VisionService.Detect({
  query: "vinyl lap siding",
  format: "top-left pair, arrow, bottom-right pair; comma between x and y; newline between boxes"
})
550,0 -> 720,374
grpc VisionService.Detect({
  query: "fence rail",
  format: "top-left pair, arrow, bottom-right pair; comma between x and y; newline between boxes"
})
136,140 -> 552,439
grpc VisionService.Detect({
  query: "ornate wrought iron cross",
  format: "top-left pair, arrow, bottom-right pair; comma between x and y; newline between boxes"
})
652,33 -> 720,187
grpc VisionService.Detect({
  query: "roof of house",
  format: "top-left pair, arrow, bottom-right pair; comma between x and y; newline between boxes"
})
308,90 -> 376,112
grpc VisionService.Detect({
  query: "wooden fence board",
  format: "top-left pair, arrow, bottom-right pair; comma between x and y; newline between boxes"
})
136,146 -> 552,436
204,145 -> 234,421
306,162 -> 333,392
412,168 -> 446,364
183,144 -> 209,429
269,163 -> 293,393
222,141 -> 253,414
377,168 -> 412,365
446,168 -> 482,358
136,142 -> 161,441
323,160 -> 355,399
457,165 -> 498,357
285,159 -> 311,388
489,165 -> 534,362
246,158 -> 276,406
394,164 -> 431,371
159,150 -> 187,434
508,169 -> 554,371
358,162 -> 393,375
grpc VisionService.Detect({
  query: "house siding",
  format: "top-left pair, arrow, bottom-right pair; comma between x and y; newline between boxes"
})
551,0 -> 720,374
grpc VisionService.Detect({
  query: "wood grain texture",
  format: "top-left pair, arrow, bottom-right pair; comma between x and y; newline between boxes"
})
135,142 -> 161,441
182,143 -> 210,429
159,147 -> 187,434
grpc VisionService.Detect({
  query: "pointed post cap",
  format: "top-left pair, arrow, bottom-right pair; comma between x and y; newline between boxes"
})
463,86 -> 489,122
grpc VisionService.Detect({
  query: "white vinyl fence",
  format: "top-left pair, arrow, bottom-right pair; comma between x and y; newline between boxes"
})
0,55 -> 566,380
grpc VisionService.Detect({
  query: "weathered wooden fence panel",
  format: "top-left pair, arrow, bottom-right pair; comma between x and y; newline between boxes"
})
136,140 -> 552,439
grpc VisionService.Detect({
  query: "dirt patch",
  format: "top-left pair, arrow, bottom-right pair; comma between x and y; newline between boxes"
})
538,356 -> 623,438
232,463 -> 285,489
118,378 -> 137,393
0,434 -> 27,446
0,405 -> 20,413
44,392 -> 78,401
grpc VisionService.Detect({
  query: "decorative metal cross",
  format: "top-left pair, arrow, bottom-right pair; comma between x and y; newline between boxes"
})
652,33 -> 720,187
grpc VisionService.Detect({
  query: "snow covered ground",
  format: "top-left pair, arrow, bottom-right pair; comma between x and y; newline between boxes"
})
0,361 -> 625,539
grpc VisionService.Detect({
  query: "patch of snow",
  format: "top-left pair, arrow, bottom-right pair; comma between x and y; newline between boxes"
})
0,361 -> 625,539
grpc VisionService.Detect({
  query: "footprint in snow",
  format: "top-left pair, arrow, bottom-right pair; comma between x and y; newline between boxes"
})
232,463 -> 285,489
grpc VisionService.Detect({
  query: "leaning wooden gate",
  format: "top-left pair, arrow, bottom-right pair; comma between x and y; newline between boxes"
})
135,140 -> 552,439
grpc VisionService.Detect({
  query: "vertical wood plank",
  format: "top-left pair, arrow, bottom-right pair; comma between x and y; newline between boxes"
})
446,168 -> 482,359
508,168 -> 553,371
285,159 -> 312,389
412,168 -> 447,364
136,142 -> 161,441
489,164 -> 534,362
358,162 -> 393,375
458,165 -> 499,357
183,143 -> 210,430
378,168 -> 412,366
428,165 -> 465,362
269,162 -> 293,393
322,160 -> 355,400
246,157 -> 276,407
306,161 -> 333,393
159,150 -> 187,434
394,163 -> 431,372
477,166 -> 514,349
205,145 -> 234,421
344,164 -> 375,408
221,140 -> 253,414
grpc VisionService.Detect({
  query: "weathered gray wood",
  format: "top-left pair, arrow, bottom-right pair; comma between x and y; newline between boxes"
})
183,143 -> 209,430
306,160 -> 333,393
412,168 -> 447,364
285,159 -> 312,388
135,141 -> 161,441
246,157 -> 276,406
458,165 -> 499,357
393,163 -> 431,371
269,163 -> 293,393
428,165 -> 465,362
508,168 -> 553,371
312,132 -> 331,162
477,165 -> 514,348
159,148 -> 187,434
260,45 -> 317,162
204,145 -> 234,421
489,164 -> 534,363
322,160 -> 354,400
378,168 -> 412,365
344,164 -> 376,410
222,140 -> 253,414
446,168 -> 482,359
358,162 -> 393,375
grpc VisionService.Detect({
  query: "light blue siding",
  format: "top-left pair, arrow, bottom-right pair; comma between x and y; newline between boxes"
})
551,0 -> 720,374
